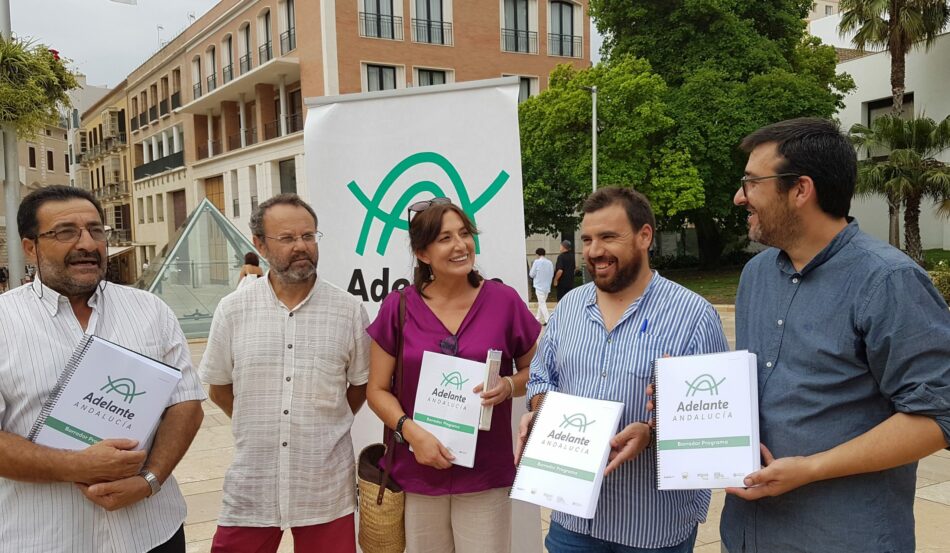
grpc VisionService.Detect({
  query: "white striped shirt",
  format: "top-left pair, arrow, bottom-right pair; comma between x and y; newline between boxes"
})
0,280 -> 207,553
527,273 -> 729,548
199,276 -> 370,529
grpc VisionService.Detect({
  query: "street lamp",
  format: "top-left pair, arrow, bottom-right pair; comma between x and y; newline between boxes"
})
1,0 -> 23,285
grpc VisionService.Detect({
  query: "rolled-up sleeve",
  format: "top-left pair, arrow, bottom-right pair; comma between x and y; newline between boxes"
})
199,300 -> 235,386
861,267 -> 950,444
348,303 -> 371,386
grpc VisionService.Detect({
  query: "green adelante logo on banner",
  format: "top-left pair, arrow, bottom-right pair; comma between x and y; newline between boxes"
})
560,413 -> 596,433
344,151 -> 510,302
101,376 -> 147,404
685,374 -> 726,397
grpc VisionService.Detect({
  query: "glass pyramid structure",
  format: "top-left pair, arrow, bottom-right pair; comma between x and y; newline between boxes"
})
135,198 -> 267,339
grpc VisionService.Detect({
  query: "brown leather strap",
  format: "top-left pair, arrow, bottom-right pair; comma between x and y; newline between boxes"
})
377,290 -> 406,505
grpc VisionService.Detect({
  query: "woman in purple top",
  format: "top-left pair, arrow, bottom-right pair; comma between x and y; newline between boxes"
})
366,199 -> 540,553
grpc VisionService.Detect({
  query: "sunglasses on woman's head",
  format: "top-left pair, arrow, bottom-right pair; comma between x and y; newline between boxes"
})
407,197 -> 453,222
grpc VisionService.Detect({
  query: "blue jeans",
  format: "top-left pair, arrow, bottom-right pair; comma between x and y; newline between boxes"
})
545,521 -> 698,553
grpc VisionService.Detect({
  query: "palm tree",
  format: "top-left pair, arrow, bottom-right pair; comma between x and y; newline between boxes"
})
839,0 -> 950,246
850,114 -> 950,265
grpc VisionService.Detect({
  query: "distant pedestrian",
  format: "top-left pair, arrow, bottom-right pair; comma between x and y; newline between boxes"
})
236,251 -> 263,289
0,266 -> 8,293
529,248 -> 554,324
553,240 -> 576,300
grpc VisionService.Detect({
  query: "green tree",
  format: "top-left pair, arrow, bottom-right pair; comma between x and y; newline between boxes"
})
590,0 -> 854,264
850,114 -> 950,265
519,56 -> 705,236
0,37 -> 78,136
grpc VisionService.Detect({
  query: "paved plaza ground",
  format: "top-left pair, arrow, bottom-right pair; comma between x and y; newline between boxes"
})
177,305 -> 950,552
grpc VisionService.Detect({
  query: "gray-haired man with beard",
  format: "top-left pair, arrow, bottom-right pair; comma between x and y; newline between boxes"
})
199,194 -> 370,553
0,185 -> 206,552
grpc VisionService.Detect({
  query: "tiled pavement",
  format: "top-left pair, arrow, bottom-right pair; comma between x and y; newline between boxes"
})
177,305 -> 950,552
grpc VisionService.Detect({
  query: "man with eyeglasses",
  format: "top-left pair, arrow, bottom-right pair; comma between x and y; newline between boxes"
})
720,118 -> 950,553
200,193 -> 369,553
0,185 -> 206,553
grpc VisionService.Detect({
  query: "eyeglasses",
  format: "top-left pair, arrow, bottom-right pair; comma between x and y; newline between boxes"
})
740,173 -> 800,198
35,225 -> 112,243
439,335 -> 459,356
263,231 -> 323,246
407,197 -> 452,222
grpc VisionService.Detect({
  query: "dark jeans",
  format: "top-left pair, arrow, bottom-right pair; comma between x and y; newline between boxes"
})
149,525 -> 185,553
546,521 -> 698,553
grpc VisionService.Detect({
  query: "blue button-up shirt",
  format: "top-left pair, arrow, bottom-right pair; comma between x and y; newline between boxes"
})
721,220 -> 950,553
528,273 -> 729,548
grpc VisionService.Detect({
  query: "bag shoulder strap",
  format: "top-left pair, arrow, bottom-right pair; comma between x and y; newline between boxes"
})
377,289 -> 406,504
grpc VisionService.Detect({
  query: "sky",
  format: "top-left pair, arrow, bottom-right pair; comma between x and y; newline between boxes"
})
11,0 -> 602,89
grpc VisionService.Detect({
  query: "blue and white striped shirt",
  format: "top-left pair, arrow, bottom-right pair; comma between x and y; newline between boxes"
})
527,272 -> 729,548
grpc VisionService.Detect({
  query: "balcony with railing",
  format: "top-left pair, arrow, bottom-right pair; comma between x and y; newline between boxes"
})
133,150 -> 185,180
102,181 -> 131,200
240,53 -> 252,75
160,99 -> 169,116
196,140 -> 222,161
412,19 -> 453,45
259,41 -> 273,65
548,33 -> 582,58
105,133 -> 128,152
139,111 -> 148,128
288,113 -> 303,134
360,12 -> 403,40
149,105 -> 158,121
501,28 -> 538,54
193,82 -> 202,100
171,91 -> 182,109
130,115 -> 140,132
280,28 -> 297,54
264,119 -> 281,141
207,73 -> 217,93
223,64 -> 233,84
109,228 -> 132,245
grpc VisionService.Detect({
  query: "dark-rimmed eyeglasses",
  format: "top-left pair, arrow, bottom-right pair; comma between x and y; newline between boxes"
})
407,197 -> 452,223
263,231 -> 323,246
440,335 -> 459,356
35,225 -> 112,243
740,173 -> 800,198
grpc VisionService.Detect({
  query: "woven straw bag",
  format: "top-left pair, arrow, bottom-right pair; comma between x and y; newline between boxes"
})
358,291 -> 406,553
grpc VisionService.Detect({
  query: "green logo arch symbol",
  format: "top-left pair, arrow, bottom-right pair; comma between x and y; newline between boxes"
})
685,374 -> 726,396
560,413 -> 596,432
347,151 -> 510,256
440,371 -> 470,390
100,376 -> 147,404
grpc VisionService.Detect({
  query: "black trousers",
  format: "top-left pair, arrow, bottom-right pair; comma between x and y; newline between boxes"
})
148,525 -> 185,553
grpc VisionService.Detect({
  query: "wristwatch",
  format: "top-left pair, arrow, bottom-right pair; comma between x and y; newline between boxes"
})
393,415 -> 409,444
139,469 -> 161,497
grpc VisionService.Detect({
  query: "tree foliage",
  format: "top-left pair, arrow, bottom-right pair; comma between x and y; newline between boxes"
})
583,0 -> 854,264
519,56 -> 705,236
0,37 -> 78,136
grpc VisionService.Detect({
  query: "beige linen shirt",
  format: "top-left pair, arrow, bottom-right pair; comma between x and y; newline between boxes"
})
0,280 -> 207,553
199,276 -> 370,529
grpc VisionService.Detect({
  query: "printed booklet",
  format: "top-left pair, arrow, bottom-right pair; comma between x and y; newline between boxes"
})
510,391 -> 623,518
654,350 -> 760,489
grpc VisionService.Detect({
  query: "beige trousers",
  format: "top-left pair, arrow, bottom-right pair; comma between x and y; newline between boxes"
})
404,487 -> 511,553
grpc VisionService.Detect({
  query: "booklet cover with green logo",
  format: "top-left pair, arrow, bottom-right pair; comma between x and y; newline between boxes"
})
411,351 -> 485,468
654,350 -> 760,490
510,391 -> 623,518
28,335 -> 182,451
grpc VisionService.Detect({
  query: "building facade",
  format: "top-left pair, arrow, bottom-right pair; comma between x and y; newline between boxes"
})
102,0 -> 590,273
807,0 -> 839,22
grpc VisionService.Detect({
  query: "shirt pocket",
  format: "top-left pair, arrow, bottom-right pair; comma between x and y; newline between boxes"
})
621,333 -> 665,379
295,339 -> 347,406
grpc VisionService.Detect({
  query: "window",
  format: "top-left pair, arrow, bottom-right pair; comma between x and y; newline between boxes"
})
222,36 -> 234,83
65,153 -> 70,172
414,0 -> 450,45
147,196 -> 154,223
28,147 -> 36,168
279,158 -> 297,194
156,193 -> 164,222
259,10 -> 273,64
207,47 -> 218,92
519,76 -> 532,103
193,57 -> 203,99
281,0 -> 297,54
825,4 -> 834,15
362,0 -> 400,40
418,68 -> 446,86
503,0 -> 535,53
138,198 -> 145,223
47,150 -> 54,171
231,170 -> 240,217
367,64 -> 397,91
549,1 -> 577,57
240,24 -> 253,74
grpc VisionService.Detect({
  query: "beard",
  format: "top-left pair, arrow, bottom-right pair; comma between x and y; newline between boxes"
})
271,252 -> 318,283
749,200 -> 800,249
587,251 -> 642,294
38,250 -> 106,297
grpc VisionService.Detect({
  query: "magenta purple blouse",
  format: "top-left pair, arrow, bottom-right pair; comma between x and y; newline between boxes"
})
366,280 -> 541,496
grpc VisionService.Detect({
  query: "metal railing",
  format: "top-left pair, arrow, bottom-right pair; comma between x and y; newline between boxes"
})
195,140 -> 221,161
105,134 -> 127,151
259,41 -> 273,65
288,113 -> 303,134
264,119 -> 281,141
103,181 -> 130,200
222,64 -> 233,84
207,73 -> 217,93
227,132 -> 242,151
133,150 -> 184,180
130,116 -> 139,132
193,82 -> 202,100
245,126 -> 257,146
171,91 -> 182,109
159,99 -> 169,116
359,12 -> 403,40
411,19 -> 453,45
240,53 -> 252,75
139,112 -> 148,128
547,33 -> 582,58
109,228 -> 132,245
501,28 -> 537,54
280,28 -> 296,54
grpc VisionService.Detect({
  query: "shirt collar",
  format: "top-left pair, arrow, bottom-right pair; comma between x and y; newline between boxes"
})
263,272 -> 320,312
584,270 -> 661,329
31,278 -> 105,318
776,218 -> 859,276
